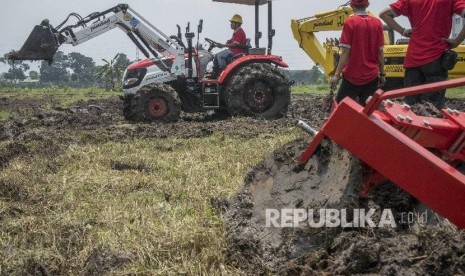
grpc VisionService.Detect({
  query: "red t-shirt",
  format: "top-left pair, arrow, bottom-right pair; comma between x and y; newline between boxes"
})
390,0 -> 465,68
339,13 -> 384,85
227,27 -> 247,55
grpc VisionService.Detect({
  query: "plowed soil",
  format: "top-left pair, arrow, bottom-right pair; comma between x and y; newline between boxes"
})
224,138 -> 465,275
1,93 -> 465,275
222,97 -> 465,275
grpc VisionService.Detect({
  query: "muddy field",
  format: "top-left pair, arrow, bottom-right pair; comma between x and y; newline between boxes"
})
1,93 -> 465,275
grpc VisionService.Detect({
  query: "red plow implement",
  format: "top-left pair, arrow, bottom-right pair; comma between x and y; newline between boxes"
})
299,78 -> 465,229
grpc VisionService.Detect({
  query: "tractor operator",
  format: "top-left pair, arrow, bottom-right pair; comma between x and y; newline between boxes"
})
380,0 -> 465,109
330,0 -> 385,105
211,14 -> 247,78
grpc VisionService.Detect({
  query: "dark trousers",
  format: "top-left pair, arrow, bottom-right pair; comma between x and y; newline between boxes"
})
336,77 -> 379,106
404,56 -> 448,109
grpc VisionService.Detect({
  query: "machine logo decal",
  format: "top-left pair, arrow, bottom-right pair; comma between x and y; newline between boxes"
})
90,18 -> 111,32
146,72 -> 169,81
130,18 -> 140,28
313,19 -> 333,29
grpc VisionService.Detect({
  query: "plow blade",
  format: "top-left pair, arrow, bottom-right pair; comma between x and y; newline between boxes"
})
7,20 -> 59,62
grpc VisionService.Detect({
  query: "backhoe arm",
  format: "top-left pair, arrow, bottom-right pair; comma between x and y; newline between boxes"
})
8,4 -> 186,76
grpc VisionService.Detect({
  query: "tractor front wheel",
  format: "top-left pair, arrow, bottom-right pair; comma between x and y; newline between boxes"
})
126,84 -> 181,122
225,63 -> 290,119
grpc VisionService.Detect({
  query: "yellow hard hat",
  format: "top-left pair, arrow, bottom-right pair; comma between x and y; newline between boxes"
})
230,14 -> 243,24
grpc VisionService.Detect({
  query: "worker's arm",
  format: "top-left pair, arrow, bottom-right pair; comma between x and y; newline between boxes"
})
330,47 -> 350,88
223,41 -> 241,48
379,8 -> 412,37
378,47 -> 386,87
444,14 -> 465,48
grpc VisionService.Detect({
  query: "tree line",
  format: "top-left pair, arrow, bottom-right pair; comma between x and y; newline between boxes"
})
0,51 -> 131,90
282,66 -> 326,85
0,51 -> 326,89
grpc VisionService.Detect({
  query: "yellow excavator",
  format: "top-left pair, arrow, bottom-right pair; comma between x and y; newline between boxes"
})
291,3 -> 465,90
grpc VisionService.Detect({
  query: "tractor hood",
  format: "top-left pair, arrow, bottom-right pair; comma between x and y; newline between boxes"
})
212,0 -> 268,5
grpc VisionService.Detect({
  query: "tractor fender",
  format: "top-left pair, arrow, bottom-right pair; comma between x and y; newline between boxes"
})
217,55 -> 289,84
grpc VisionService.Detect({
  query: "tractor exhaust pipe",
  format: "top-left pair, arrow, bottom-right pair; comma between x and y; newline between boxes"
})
7,20 -> 61,62
297,120 -> 319,137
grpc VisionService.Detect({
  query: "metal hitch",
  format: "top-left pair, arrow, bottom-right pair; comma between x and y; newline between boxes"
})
7,20 -> 60,62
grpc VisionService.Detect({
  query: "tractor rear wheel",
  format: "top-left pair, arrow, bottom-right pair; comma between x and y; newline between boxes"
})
127,84 -> 181,122
225,63 -> 290,119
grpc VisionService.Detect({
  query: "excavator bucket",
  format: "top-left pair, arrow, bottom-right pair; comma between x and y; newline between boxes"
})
7,20 -> 60,62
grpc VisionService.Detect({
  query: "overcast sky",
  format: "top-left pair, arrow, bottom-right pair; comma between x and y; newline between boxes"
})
1,0 -> 400,73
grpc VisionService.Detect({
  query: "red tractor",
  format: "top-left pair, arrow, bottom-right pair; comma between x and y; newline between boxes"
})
9,1 -> 291,122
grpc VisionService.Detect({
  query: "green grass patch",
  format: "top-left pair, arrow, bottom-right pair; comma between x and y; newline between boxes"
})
292,84 -> 329,95
446,87 -> 465,98
0,131 -> 301,275
0,110 -> 11,121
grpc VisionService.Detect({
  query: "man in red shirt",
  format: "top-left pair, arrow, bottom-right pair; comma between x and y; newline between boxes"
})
211,14 -> 247,78
380,0 -> 465,109
330,0 -> 385,105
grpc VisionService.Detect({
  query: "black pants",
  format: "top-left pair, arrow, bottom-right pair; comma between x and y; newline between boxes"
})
404,55 -> 448,109
336,77 -> 379,106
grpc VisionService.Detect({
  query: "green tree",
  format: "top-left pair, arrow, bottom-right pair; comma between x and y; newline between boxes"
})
39,51 -> 69,84
29,71 -> 40,80
67,52 -> 96,86
308,65 -> 325,85
96,53 -> 127,91
115,53 -> 131,69
1,54 -> 30,82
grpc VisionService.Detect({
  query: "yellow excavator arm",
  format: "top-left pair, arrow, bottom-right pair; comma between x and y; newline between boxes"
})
291,6 -> 353,79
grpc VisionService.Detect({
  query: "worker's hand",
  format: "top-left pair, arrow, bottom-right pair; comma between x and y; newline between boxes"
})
330,75 -> 340,89
401,28 -> 412,38
443,38 -> 460,49
378,75 -> 386,87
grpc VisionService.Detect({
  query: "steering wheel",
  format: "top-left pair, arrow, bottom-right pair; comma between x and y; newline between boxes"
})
204,38 -> 223,52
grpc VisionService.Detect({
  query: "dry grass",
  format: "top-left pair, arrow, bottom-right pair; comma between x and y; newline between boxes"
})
0,131 -> 300,275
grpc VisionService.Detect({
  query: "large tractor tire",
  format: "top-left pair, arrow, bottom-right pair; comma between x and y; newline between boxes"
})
124,84 -> 181,122
122,95 -> 135,120
225,63 -> 290,119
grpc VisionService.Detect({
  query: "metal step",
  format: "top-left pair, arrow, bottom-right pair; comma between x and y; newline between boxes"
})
203,93 -> 220,108
202,81 -> 220,108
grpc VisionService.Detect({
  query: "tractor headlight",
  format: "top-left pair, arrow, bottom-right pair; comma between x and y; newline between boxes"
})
123,68 -> 147,89
124,78 -> 138,86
